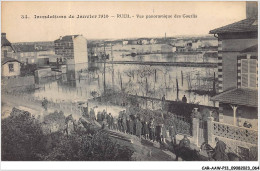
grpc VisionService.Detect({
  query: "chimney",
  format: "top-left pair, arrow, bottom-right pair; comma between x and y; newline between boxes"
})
246,1 -> 258,19
2,33 -> 6,38
59,36 -> 62,40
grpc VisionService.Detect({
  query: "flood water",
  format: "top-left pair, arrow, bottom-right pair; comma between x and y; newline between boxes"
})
33,54 -> 217,107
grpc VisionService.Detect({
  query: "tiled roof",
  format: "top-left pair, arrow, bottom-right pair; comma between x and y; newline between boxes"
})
54,35 -> 80,43
13,44 -> 37,52
209,18 -> 258,34
240,44 -> 258,53
2,57 -> 22,65
12,44 -> 51,52
211,88 -> 258,107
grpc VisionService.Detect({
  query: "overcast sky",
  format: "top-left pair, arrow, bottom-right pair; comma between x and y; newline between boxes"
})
2,1 -> 246,43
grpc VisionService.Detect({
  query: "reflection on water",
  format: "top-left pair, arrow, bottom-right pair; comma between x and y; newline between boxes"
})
33,60 -> 217,106
109,51 -> 217,63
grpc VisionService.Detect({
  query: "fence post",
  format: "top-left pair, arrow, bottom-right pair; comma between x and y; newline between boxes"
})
207,116 -> 214,146
192,117 -> 199,147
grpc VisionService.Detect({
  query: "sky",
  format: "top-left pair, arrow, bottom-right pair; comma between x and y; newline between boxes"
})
2,1 -> 246,43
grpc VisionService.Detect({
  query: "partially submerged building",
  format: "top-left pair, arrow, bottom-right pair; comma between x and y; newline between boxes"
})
54,35 -> 88,64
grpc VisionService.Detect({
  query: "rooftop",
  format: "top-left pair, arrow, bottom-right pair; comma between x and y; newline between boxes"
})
2,57 -> 22,65
240,44 -> 258,53
1,33 -> 16,52
209,18 -> 258,34
12,44 -> 52,52
54,35 -> 80,42
211,88 -> 258,107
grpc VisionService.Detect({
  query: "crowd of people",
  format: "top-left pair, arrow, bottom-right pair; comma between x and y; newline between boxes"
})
41,97 -> 229,161
89,108 -> 178,144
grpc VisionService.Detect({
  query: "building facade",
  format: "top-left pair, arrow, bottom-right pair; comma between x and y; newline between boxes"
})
208,2 -> 258,157
54,35 -> 88,65
12,44 -> 60,67
2,57 -> 21,77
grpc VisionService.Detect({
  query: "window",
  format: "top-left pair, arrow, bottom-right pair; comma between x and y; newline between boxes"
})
3,50 -> 7,57
241,58 -> 257,88
8,64 -> 14,72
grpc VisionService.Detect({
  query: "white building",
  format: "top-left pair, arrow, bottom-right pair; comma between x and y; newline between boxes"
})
122,41 -> 128,45
2,57 -> 21,77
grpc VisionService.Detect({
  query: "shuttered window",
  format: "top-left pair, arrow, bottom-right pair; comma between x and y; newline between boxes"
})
241,59 -> 257,88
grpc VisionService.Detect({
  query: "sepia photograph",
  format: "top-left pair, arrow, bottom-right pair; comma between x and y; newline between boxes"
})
0,1 -> 259,170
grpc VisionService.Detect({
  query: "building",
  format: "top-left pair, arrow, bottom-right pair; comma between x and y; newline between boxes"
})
1,33 -> 15,59
122,40 -> 128,45
191,39 -> 202,50
128,40 -> 138,45
2,57 -> 21,77
161,44 -> 176,53
141,39 -> 149,45
149,39 -> 157,44
54,35 -> 88,65
12,44 -> 61,67
208,1 -> 258,156
13,41 -> 54,51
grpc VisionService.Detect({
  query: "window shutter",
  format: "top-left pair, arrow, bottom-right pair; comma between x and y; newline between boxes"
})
241,59 -> 248,88
249,59 -> 257,88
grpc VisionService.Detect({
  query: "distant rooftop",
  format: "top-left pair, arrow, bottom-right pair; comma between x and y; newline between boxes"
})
211,88 -> 258,107
12,44 -> 51,53
209,18 -> 258,34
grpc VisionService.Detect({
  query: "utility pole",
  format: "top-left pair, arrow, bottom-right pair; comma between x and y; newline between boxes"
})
111,44 -> 115,92
103,43 -> 106,95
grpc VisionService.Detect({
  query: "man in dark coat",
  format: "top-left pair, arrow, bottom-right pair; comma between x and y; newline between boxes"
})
176,135 -> 191,160
89,108 -> 96,121
155,124 -> 162,143
182,95 -> 187,103
113,117 -> 118,131
118,117 -> 122,132
126,118 -> 130,134
122,117 -> 127,133
179,135 -> 190,148
169,121 -> 178,145
97,112 -> 102,124
129,118 -> 134,135
143,121 -> 149,139
101,110 -> 106,121
148,118 -> 156,142
107,113 -> 113,129
213,137 -> 229,161
42,97 -> 48,111
161,124 -> 167,143
135,118 -> 142,139
162,95 -> 166,110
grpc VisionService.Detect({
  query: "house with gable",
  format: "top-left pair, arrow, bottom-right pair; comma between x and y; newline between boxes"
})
207,2 -> 258,158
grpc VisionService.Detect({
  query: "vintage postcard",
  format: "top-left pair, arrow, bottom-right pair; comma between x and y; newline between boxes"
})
1,1 -> 259,170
